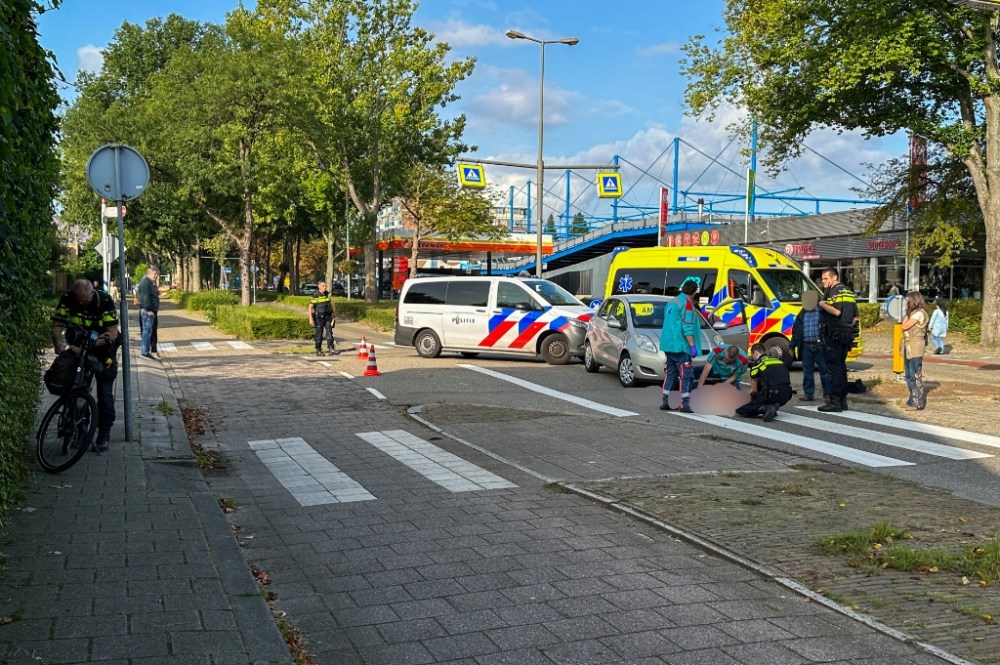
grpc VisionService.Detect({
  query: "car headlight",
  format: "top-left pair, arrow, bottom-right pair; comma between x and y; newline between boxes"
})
568,319 -> 588,330
713,334 -> 724,347
636,334 -> 657,353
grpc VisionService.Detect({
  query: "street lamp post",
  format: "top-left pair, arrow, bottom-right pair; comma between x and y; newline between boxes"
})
506,30 -> 579,278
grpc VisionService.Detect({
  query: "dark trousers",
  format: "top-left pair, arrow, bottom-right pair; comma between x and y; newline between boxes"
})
96,362 -> 118,431
314,317 -> 334,351
800,342 -> 830,398
137,310 -> 159,352
822,338 -> 850,399
736,386 -> 792,417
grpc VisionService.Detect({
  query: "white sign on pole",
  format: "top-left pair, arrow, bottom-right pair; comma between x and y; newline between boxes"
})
102,205 -> 126,218
94,236 -> 123,259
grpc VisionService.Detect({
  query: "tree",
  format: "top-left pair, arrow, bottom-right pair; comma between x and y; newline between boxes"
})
544,214 -> 557,235
682,0 -> 1000,345
569,212 -> 589,237
297,0 -> 475,303
398,164 -> 504,278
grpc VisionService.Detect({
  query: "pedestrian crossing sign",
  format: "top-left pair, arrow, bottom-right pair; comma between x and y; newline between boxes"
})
597,172 -> 622,198
457,164 -> 487,188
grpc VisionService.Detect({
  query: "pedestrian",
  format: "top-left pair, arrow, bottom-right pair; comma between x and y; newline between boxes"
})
659,279 -> 700,413
929,298 -> 949,355
694,343 -> 749,390
93,279 -> 104,292
736,343 -> 793,422
52,279 -> 120,452
108,280 -> 120,304
901,291 -> 929,411
791,290 -> 831,403
137,267 -> 160,359
817,268 -> 859,413
308,281 -> 338,356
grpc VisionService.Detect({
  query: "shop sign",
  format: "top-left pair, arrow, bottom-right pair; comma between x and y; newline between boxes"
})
783,243 -> 817,257
867,239 -> 901,251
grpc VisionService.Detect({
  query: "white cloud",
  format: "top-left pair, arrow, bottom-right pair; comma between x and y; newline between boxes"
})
76,44 -> 104,74
426,19 -> 512,48
637,41 -> 681,56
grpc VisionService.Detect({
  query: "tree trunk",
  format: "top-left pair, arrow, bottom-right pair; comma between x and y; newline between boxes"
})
325,230 -> 336,291
264,235 -> 272,291
364,234 -> 378,304
176,253 -> 185,291
191,239 -> 201,292
410,228 -> 420,279
294,236 -> 302,295
983,196 -> 1000,347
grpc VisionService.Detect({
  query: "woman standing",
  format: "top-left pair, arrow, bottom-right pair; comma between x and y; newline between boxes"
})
929,298 -> 950,355
901,292 -> 929,411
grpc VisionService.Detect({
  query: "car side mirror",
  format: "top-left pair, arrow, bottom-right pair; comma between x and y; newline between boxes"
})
607,317 -> 622,330
713,321 -> 729,331
751,288 -> 768,308
515,303 -> 530,311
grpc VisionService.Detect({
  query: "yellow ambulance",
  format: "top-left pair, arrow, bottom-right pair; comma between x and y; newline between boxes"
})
603,244 -> 862,365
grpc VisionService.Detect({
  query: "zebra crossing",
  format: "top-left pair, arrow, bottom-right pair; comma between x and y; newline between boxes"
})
671,406 -> 997,469
157,340 -> 255,354
250,430 -> 517,506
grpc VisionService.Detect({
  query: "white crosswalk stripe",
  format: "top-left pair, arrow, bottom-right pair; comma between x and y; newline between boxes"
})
778,412 -> 992,461
670,412 -> 913,468
157,342 -> 177,353
191,341 -> 217,351
226,341 -> 253,350
797,406 -> 1000,451
248,437 -> 375,506
357,430 -> 517,491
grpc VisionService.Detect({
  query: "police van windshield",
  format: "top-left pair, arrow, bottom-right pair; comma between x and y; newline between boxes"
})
756,270 -> 822,303
522,280 -> 582,307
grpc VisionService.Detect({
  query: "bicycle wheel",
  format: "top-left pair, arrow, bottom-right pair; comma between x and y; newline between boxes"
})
36,391 -> 97,473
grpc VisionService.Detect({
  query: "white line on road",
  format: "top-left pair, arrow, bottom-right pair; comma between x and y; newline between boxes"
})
340,371 -> 355,379
670,412 -> 913,468
191,341 -> 217,351
357,430 -> 517,492
319,361 -> 332,368
157,342 -> 177,353
248,437 -> 375,506
458,364 -> 638,418
797,407 -> 1000,450
366,387 -> 386,400
226,341 -> 254,350
778,412 -> 992,461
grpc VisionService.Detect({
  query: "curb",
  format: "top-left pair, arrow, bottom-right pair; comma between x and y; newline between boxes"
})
559,482 -> 979,665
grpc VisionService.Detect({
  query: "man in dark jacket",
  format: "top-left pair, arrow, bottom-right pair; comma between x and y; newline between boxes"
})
308,281 -> 338,356
817,268 -> 859,412
137,267 -> 160,359
790,290 -> 831,403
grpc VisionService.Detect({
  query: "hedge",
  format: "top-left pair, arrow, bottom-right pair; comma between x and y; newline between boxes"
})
166,289 -> 239,312
209,305 -> 314,340
0,0 -> 61,512
859,299 -> 982,343
266,296 -> 396,329
858,303 -> 880,330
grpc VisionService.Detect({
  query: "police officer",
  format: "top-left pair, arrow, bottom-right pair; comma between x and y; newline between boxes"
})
817,268 -> 859,413
736,343 -> 792,422
52,279 -> 120,452
308,281 -> 337,356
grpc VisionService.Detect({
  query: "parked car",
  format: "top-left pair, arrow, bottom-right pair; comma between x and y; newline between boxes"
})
583,294 -> 750,387
329,282 -> 347,297
300,283 -> 320,296
395,276 -> 593,364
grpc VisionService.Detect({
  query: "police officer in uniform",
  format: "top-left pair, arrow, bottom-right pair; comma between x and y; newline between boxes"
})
52,279 -> 120,452
308,281 -> 338,356
817,268 -> 859,413
736,343 -> 792,422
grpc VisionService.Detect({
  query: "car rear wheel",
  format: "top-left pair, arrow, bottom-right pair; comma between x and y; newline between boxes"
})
584,343 -> 600,373
618,353 -> 640,388
415,330 -> 442,358
763,336 -> 792,369
541,333 -> 571,365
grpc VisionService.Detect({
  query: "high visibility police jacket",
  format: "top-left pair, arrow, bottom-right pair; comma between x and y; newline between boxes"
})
310,292 -> 334,318
749,355 -> 791,394
54,290 -> 119,362
820,283 -> 858,334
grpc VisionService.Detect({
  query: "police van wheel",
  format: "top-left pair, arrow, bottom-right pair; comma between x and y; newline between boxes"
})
764,337 -> 792,369
415,330 -> 442,358
618,354 -> 639,388
541,334 -> 571,365
584,343 -> 600,373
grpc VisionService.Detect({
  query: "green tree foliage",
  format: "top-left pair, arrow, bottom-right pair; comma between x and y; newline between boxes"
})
398,164 -> 504,277
544,214 -> 557,235
569,212 -> 589,236
682,0 -> 1000,345
0,0 -> 62,509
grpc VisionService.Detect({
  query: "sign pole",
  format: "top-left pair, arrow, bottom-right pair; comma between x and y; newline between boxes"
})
113,146 -> 134,442
101,200 -> 109,291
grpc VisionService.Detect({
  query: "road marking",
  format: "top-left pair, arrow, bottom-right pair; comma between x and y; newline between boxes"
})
458,364 -> 638,418
319,361 -> 332,368
778,413 -> 992,461
340,371 -> 355,379
158,342 -> 177,353
357,430 -> 517,491
797,407 -> 1000,450
191,341 -> 217,351
227,341 -> 253,350
670,412 -> 913,468
366,387 -> 386,400
248,437 -> 375,506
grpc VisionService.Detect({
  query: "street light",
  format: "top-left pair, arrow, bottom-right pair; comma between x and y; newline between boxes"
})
506,29 -> 579,277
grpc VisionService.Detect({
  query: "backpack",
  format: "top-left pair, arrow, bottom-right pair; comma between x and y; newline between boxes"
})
44,351 -> 78,395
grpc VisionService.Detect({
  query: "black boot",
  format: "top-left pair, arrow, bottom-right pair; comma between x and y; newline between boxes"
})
316,349 -> 324,356
840,396 -> 849,411
762,404 -> 778,422
95,427 -> 111,453
817,400 -> 843,413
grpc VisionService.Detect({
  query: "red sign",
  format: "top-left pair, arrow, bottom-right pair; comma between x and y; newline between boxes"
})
683,233 -> 691,246
867,239 -> 901,251
658,187 -> 669,247
710,229 -> 720,246
666,235 -> 674,247
783,243 -> 816,257
692,232 -> 700,246
392,257 -> 409,290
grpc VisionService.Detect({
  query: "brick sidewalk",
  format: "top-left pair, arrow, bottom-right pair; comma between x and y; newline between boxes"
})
0,318 -> 291,664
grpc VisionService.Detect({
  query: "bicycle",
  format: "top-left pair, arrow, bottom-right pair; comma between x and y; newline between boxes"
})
35,317 -> 104,473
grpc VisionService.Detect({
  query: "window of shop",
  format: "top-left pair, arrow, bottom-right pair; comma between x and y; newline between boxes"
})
918,262 -> 952,301
953,259 -> 984,300
877,258 -> 906,299
840,259 -> 870,301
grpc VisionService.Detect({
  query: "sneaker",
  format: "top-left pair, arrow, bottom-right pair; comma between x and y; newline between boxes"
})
141,353 -> 154,359
678,405 -> 694,414
659,404 -> 673,411
762,404 -> 778,422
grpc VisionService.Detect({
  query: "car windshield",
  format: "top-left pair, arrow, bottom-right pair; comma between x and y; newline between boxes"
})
628,301 -> 666,328
756,270 -> 822,303
522,280 -> 582,307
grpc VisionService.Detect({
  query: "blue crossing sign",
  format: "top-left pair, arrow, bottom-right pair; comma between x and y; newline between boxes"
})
457,163 -> 487,188
596,172 -> 622,198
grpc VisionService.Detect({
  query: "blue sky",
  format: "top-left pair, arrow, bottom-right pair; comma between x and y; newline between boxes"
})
38,0 -> 906,222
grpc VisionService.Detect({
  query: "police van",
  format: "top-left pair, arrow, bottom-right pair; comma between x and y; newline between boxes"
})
394,276 -> 594,364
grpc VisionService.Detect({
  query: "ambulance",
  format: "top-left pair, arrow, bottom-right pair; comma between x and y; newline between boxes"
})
603,244 -> 862,365
395,276 -> 594,365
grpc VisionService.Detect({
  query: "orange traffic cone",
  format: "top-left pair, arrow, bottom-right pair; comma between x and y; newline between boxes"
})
357,336 -> 368,360
363,344 -> 381,376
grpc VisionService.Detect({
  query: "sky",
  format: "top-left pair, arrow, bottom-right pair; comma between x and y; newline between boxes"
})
37,0 -> 907,225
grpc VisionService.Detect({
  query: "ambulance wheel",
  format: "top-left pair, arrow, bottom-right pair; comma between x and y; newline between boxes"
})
584,343 -> 600,373
764,337 -> 792,369
460,352 -> 480,358
541,333 -> 571,365
618,353 -> 639,388
415,330 -> 442,358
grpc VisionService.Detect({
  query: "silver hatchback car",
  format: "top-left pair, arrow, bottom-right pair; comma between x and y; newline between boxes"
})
583,295 -> 750,387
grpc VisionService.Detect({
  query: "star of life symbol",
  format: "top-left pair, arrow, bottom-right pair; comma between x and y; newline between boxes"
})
619,275 -> 633,293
